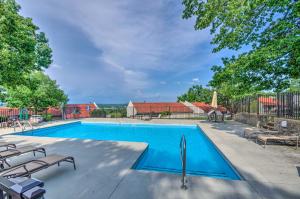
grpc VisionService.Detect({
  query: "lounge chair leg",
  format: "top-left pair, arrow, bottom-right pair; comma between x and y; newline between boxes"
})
42,148 -> 46,157
3,159 -> 11,167
72,158 -> 76,170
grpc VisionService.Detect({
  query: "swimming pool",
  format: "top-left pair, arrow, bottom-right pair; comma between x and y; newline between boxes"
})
16,122 -> 240,180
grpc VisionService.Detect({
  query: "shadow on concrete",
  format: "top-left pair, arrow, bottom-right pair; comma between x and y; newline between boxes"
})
110,165 -> 300,199
0,137 -> 146,199
0,128 -> 300,198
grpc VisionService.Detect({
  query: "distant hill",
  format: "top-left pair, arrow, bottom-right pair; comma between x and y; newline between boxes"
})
97,104 -> 127,108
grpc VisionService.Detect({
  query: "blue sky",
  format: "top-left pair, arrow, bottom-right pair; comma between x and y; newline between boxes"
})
17,0 -> 232,104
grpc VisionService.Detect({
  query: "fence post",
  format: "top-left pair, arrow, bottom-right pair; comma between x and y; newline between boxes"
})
277,92 -> 280,118
248,97 -> 251,114
256,94 -> 259,115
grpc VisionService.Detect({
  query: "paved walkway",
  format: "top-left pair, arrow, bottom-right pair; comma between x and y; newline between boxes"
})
0,119 -> 299,198
199,121 -> 300,199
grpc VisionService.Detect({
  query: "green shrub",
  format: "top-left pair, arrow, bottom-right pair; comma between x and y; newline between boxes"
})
91,109 -> 106,117
160,111 -> 171,117
110,112 -> 123,118
42,114 -> 52,121
0,116 -> 8,121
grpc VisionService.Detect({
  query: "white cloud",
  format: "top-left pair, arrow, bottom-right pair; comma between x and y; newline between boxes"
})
19,0 -> 213,102
191,78 -> 200,84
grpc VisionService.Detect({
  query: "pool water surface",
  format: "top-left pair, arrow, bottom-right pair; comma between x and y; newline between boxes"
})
16,122 -> 240,180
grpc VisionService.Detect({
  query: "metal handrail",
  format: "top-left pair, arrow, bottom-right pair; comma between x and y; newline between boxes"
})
180,135 -> 187,189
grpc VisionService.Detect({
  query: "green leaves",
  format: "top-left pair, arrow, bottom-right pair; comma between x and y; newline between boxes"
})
5,72 -> 68,111
0,1 -> 60,110
182,0 -> 300,98
0,0 -> 52,87
178,85 -> 212,103
177,85 -> 229,105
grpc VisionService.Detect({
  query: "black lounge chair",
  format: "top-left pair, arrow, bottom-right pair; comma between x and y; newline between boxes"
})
0,154 -> 76,178
0,146 -> 46,168
0,142 -> 16,150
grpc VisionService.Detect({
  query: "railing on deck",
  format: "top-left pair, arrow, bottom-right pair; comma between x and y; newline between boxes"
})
234,92 -> 300,120
180,135 -> 187,190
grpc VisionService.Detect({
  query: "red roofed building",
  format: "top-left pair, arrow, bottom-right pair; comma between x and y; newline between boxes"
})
127,101 -> 193,118
258,97 -> 277,106
48,104 -> 97,119
0,108 -> 20,121
182,101 -> 227,114
192,102 -> 212,113
258,97 -> 278,114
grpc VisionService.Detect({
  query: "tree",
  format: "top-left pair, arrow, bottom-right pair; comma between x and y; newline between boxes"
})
178,85 -> 212,103
5,72 -> 68,112
177,85 -> 229,106
288,79 -> 300,92
182,0 -> 300,98
0,0 -> 52,87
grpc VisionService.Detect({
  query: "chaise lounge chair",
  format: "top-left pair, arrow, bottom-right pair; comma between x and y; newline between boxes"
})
0,142 -> 16,150
0,146 -> 46,168
243,127 -> 278,139
0,154 -> 76,178
243,121 -> 283,139
257,134 -> 299,149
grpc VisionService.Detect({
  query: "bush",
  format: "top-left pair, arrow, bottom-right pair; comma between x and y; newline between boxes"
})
42,114 -> 52,121
91,109 -> 106,118
0,116 -> 8,121
160,111 -> 171,117
110,112 -> 123,118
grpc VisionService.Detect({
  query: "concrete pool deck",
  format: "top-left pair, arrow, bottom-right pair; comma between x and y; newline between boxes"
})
0,118 -> 299,198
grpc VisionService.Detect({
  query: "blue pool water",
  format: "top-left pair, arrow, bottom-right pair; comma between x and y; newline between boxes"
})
17,122 -> 240,180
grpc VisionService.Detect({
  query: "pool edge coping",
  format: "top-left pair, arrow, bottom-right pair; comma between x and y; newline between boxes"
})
196,124 -> 245,181
11,120 -> 243,181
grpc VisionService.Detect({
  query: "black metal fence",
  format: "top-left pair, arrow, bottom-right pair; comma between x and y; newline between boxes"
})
234,92 -> 300,120
0,105 -> 211,127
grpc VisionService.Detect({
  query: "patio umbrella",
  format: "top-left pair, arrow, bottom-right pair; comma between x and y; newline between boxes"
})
211,91 -> 218,109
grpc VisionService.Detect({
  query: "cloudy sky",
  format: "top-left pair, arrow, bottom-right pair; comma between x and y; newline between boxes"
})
17,0 -> 232,104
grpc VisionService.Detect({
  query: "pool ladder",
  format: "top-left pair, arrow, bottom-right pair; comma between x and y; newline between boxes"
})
180,135 -> 187,189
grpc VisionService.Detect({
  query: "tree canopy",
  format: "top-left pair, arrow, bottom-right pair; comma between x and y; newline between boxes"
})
182,0 -> 300,98
177,85 -> 229,105
5,72 -> 68,112
288,78 -> 300,92
178,85 -> 212,103
0,0 -> 52,87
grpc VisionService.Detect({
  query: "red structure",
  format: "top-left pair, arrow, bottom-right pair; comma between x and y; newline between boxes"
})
132,102 -> 193,115
192,102 -> 227,113
258,97 -> 278,106
48,104 -> 97,119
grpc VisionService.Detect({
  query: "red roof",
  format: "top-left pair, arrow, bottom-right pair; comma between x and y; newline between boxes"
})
192,102 -> 227,113
132,102 -> 193,114
258,97 -> 277,106
0,108 -> 19,117
48,104 -> 97,118
192,102 -> 212,113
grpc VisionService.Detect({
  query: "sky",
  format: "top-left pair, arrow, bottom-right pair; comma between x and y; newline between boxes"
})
17,0 -> 232,104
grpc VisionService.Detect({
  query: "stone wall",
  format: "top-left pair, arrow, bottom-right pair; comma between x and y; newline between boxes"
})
233,113 -> 268,127
234,112 -> 300,132
274,118 -> 300,132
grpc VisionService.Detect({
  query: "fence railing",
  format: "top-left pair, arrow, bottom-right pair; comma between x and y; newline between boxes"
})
234,92 -> 300,120
0,104 -> 226,127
